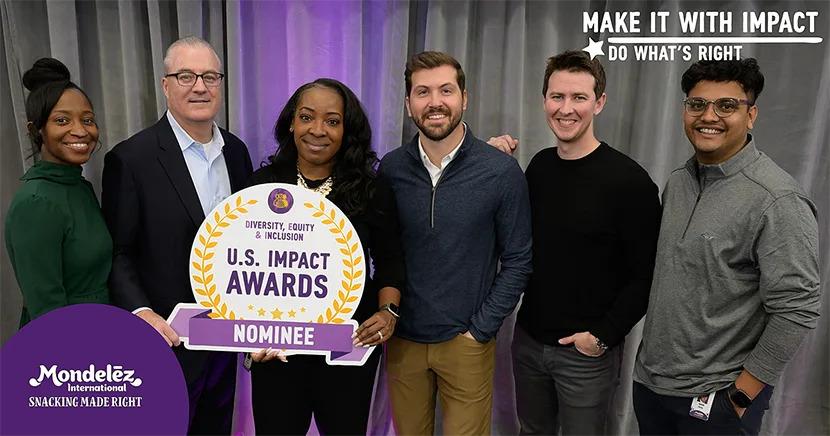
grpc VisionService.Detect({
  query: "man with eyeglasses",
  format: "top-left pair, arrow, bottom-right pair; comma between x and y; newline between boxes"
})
102,36 -> 253,434
633,59 -> 820,435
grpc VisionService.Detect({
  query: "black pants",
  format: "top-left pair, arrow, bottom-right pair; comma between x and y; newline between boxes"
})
633,382 -> 773,435
177,350 -> 237,435
251,350 -> 381,435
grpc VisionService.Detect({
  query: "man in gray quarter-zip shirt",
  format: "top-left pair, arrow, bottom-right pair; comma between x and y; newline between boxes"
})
633,59 -> 820,436
379,51 -> 532,436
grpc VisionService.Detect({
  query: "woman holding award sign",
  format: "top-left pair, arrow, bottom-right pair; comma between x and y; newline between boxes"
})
248,78 -> 404,435
5,58 -> 110,326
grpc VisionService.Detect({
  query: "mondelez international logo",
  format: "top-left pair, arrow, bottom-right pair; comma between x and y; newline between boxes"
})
29,364 -> 143,388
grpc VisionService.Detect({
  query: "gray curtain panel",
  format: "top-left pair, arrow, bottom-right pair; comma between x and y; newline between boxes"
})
1,1 -> 827,435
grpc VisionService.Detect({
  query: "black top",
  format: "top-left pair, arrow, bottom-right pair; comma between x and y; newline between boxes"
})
517,143 -> 661,347
248,160 -> 405,323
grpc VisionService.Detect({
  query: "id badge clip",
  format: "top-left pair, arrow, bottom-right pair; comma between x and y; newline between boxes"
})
689,391 -> 716,421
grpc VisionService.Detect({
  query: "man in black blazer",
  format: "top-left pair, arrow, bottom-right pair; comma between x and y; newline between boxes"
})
102,36 -> 253,434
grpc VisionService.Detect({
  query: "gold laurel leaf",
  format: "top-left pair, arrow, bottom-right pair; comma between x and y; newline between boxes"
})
339,218 -> 345,229
322,219 -> 332,225
341,307 -> 353,313
319,201 -> 325,211
317,315 -> 324,323
248,199 -> 258,205
213,231 -> 223,237
347,296 -> 358,302
212,294 -> 220,305
193,275 -> 204,284
335,238 -> 346,244
204,252 -> 215,260
195,248 -> 203,258
351,243 -> 359,254
228,214 -> 238,219
204,263 -> 213,272
340,248 -> 350,256
346,230 -> 353,241
224,203 -> 231,214
303,202 -> 312,208
200,301 -> 213,308
192,262 -> 203,271
238,207 -> 248,213
214,211 -> 221,222
199,235 -> 207,245
195,288 -> 207,296
313,212 -> 323,218
353,256 -> 363,265
326,308 -> 332,318
236,196 -> 242,207
220,303 -> 227,315
339,288 -> 348,298
208,284 -> 216,295
329,209 -> 336,220
218,222 -> 230,228
329,228 -> 340,234
350,284 -> 361,292
208,312 -> 220,319
332,318 -> 345,324
333,300 -> 340,311
343,260 -> 353,268
354,270 -> 363,279
229,311 -> 236,320
206,242 -> 218,249
205,274 -> 214,283
343,270 -> 353,280
206,223 -> 213,233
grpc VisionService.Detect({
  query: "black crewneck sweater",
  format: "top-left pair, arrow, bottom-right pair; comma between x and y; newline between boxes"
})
516,142 -> 661,347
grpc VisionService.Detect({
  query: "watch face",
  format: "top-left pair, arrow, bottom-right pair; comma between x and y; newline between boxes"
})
388,303 -> 400,316
729,388 -> 752,408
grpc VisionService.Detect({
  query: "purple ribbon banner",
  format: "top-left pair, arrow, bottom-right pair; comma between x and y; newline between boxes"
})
167,305 -> 374,366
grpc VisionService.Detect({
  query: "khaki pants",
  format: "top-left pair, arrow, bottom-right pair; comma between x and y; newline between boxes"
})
386,334 -> 496,435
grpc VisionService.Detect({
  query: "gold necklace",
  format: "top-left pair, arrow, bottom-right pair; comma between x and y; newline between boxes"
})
296,164 -> 334,197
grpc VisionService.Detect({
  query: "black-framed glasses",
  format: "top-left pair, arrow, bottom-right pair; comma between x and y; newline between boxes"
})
165,71 -> 225,87
683,97 -> 753,118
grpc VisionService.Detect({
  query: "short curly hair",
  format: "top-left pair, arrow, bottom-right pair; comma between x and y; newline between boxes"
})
681,58 -> 765,103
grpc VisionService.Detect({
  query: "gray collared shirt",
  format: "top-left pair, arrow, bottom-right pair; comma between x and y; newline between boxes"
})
634,138 -> 820,396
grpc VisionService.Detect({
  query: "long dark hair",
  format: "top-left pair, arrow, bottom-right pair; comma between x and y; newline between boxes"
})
22,58 -> 94,157
268,78 -> 377,215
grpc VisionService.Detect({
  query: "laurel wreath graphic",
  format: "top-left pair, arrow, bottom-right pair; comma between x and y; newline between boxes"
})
304,201 -> 363,324
192,195 -> 258,320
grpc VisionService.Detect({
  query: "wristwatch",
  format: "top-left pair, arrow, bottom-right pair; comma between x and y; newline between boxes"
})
379,303 -> 400,319
594,335 -> 608,352
727,384 -> 753,408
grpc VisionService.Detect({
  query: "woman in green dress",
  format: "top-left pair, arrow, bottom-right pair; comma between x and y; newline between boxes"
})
5,58 -> 111,327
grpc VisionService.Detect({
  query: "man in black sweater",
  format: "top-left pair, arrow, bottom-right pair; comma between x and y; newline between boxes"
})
508,50 -> 661,434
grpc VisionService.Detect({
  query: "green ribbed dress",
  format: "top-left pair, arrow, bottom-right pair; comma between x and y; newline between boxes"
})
5,160 -> 111,326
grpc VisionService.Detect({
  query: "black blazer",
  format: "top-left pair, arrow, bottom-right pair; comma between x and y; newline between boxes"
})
102,115 -> 253,321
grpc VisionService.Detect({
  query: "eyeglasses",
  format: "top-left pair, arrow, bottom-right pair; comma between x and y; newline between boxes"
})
683,97 -> 753,118
165,71 -> 225,88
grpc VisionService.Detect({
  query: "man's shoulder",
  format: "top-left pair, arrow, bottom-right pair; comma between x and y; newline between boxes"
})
600,144 -> 657,186
218,126 -> 246,150
742,152 -> 806,199
463,135 -> 522,174
109,118 -> 166,158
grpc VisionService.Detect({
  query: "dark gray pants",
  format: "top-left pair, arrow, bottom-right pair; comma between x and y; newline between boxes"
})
512,325 -> 622,435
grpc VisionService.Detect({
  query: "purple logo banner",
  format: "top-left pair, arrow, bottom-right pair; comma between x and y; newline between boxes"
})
168,305 -> 375,365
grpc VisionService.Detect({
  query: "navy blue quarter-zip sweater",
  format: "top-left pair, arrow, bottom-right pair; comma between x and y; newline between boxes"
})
379,128 -> 532,343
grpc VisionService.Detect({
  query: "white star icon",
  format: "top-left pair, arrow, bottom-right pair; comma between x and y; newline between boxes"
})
582,38 -> 605,60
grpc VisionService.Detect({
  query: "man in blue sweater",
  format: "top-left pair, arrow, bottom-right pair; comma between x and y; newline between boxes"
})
379,51 -> 533,435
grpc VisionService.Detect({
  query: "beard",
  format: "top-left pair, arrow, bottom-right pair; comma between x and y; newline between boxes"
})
413,107 -> 464,142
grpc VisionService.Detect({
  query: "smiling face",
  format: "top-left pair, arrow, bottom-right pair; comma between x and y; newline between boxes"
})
544,70 -> 606,148
162,44 -> 222,128
406,65 -> 467,142
38,88 -> 98,166
292,86 -> 344,177
683,80 -> 757,164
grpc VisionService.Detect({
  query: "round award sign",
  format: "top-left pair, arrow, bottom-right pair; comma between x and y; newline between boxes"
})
167,183 -> 373,366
